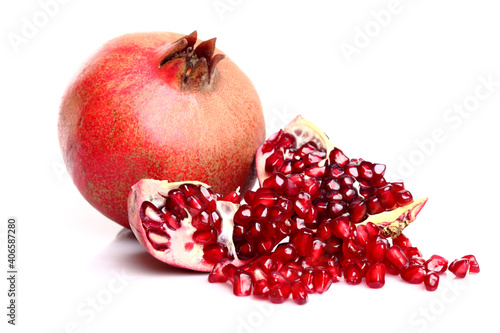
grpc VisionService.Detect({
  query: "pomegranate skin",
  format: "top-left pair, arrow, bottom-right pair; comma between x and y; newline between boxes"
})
59,32 -> 265,228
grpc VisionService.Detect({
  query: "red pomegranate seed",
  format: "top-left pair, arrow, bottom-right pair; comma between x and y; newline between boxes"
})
203,243 -> 231,264
395,190 -> 413,206
265,150 -> 284,173
272,243 -> 297,263
304,239 -> 327,266
344,262 -> 363,285
313,267 -> 333,294
163,211 -> 181,231
262,172 -> 287,192
277,133 -> 296,149
358,161 -> 374,179
253,280 -> 270,298
386,245 -> 410,270
377,185 -> 397,210
268,271 -> 288,287
424,255 -> 448,274
178,183 -> 199,197
338,174 -> 355,186
373,163 -> 386,178
424,272 -> 439,292
221,263 -> 237,283
393,233 -> 412,249
367,196 -> 385,215
340,186 -> 358,202
233,205 -> 252,226
365,222 -> 381,238
279,262 -> 302,282
327,201 -> 348,218
342,239 -> 365,260
349,199 -> 368,223
268,282 -> 292,304
233,270 -> 253,296
400,264 -> 425,284
192,228 -> 218,244
391,181 -> 405,192
462,255 -> 480,273
366,263 -> 386,289
321,259 -> 342,282
300,267 -> 315,293
448,258 -> 470,278
331,216 -> 351,240
291,282 -> 309,305
294,192 -> 312,218
326,163 -> 345,178
199,185 -> 217,212
325,237 -> 342,255
253,188 -> 279,207
293,228 -> 314,257
384,258 -> 401,275
297,141 -> 318,157
208,262 -> 228,283
366,236 -> 388,263
221,190 -> 241,204
330,147 -> 349,166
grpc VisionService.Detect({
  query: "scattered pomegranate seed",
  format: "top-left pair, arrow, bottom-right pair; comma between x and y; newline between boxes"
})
366,263 -> 386,289
462,255 -> 480,273
424,272 -> 439,292
448,258 -> 470,278
424,255 -> 448,274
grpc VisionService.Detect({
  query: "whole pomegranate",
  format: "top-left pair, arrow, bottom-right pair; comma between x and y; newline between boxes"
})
58,31 -> 265,228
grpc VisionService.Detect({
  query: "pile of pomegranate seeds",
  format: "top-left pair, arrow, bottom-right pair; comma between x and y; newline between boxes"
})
208,132 -> 479,305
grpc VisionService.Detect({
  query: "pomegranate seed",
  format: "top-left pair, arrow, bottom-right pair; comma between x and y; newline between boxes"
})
305,239 -> 327,266
294,192 -> 312,218
327,201 -> 348,218
203,243 -> 231,264
262,172 -> 286,192
331,216 -> 351,240
448,258 -> 470,278
386,245 -> 410,270
222,190 -> 241,204
316,219 -> 332,240
301,267 -> 315,293
233,205 -> 252,226
297,141 -> 318,157
304,165 -> 325,177
367,196 -> 385,215
208,262 -> 228,283
265,150 -> 284,173
277,133 -> 296,149
251,204 -> 268,222
462,255 -> 480,273
321,259 -> 342,282
324,190 -> 343,201
253,280 -> 270,298
358,161 -> 374,179
330,147 -> 349,166
391,181 -> 405,192
164,211 -> 181,231
268,271 -> 288,287
338,174 -> 355,186
396,190 -> 413,206
313,267 -> 333,294
366,236 -> 388,263
268,282 -> 292,304
221,263 -> 238,283
377,184 -> 397,210
273,243 -> 297,263
424,255 -> 448,274
349,199 -> 368,223
393,233 -> 412,249
192,228 -> 218,244
400,264 -> 425,284
291,282 -> 309,305
342,239 -> 365,260
340,186 -> 358,202
233,270 -> 253,296
279,262 -> 303,282
178,183 -> 199,197
325,237 -> 342,255
253,188 -> 279,206
424,272 -> 439,292
199,185 -> 217,212
365,222 -> 381,238
373,163 -> 386,178
344,262 -> 363,285
326,163 -> 345,178
366,263 -> 386,289
293,228 -> 314,257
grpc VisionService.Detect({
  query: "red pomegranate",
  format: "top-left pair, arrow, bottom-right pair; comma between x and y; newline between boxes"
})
58,31 -> 265,228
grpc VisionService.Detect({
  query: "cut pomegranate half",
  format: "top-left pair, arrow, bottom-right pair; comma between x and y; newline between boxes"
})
128,179 -> 245,272
255,115 -> 427,238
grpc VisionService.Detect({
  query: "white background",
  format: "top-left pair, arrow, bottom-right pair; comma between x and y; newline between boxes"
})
1,0 -> 499,332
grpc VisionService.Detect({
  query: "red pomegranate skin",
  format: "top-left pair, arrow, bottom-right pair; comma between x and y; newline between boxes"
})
59,32 -> 265,228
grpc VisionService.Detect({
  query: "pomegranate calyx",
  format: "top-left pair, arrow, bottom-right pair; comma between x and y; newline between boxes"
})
158,31 -> 224,89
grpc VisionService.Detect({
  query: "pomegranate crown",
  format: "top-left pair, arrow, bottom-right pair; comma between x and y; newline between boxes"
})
158,31 -> 225,90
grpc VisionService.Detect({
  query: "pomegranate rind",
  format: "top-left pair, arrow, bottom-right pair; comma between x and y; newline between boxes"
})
361,198 -> 428,238
256,115 -> 334,185
128,179 -> 241,272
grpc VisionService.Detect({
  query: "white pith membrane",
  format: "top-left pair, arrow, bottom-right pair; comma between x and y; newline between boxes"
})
255,115 -> 427,237
128,179 -> 243,272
